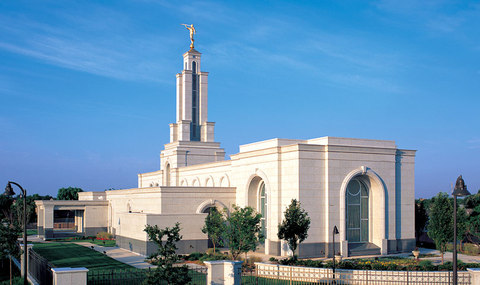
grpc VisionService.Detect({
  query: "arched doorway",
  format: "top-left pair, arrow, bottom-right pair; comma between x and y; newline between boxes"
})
247,176 -> 267,249
340,167 -> 386,256
346,177 -> 369,243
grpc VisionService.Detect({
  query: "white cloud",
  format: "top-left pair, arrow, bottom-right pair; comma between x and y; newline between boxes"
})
0,11 -> 174,83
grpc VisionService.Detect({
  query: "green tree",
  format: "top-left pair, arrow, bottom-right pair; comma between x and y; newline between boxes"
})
223,205 -> 264,260
143,223 -> 191,285
57,187 -> 83,200
0,195 -> 14,222
0,221 -> 20,259
427,192 -> 453,264
0,194 -> 21,285
467,205 -> 480,235
202,207 -> 225,253
464,189 -> 480,209
415,200 -> 429,243
277,199 -> 311,257
11,196 -> 36,228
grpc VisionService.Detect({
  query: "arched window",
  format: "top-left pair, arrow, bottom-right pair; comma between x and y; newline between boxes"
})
165,163 -> 170,186
258,182 -> 267,237
346,178 -> 369,242
192,61 -> 197,73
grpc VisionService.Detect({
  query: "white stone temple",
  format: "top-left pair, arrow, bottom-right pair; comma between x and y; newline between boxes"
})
35,44 -> 416,258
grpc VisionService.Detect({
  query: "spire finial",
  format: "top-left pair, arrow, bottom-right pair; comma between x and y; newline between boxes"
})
181,24 -> 196,49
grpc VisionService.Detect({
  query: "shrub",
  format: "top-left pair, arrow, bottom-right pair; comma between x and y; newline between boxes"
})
437,261 -> 453,271
279,257 -> 297,265
199,252 -> 229,261
186,252 -> 204,261
297,259 -> 323,268
206,248 -> 220,255
338,260 -> 356,269
96,232 -> 113,240
269,257 -> 277,262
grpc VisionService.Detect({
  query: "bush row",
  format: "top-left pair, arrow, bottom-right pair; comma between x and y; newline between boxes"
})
269,257 -> 480,271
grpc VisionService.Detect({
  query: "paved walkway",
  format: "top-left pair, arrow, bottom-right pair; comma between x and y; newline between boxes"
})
417,247 -> 480,264
75,242 -> 155,269
74,242 -> 206,270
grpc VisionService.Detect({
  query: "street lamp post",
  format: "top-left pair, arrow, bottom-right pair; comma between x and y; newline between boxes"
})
4,181 -> 28,285
332,225 -> 339,283
452,175 -> 470,285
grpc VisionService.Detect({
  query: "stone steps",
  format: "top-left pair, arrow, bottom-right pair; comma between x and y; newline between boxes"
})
348,243 -> 381,257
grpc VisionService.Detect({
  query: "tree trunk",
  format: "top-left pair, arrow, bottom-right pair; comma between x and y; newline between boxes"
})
441,252 -> 444,264
10,255 -> 12,285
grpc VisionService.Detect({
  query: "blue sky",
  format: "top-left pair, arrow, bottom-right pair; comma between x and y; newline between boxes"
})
0,0 -> 479,198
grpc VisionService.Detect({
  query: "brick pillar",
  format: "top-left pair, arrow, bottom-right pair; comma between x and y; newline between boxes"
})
204,260 -> 243,285
51,268 -> 89,285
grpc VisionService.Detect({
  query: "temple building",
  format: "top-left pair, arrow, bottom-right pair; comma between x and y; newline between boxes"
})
35,44 -> 416,258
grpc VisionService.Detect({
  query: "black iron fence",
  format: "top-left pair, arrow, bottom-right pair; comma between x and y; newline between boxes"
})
88,268 -> 148,285
87,267 -> 207,285
28,248 -> 54,285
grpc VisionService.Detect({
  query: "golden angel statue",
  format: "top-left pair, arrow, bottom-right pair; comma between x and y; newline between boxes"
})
181,24 -> 196,49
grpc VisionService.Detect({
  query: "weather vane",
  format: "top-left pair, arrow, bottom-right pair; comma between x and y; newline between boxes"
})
181,24 -> 196,49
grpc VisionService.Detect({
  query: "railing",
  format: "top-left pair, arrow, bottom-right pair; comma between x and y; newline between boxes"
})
252,263 -> 472,285
53,222 -> 76,229
28,248 -> 54,285
87,267 -> 207,285
88,268 -> 148,285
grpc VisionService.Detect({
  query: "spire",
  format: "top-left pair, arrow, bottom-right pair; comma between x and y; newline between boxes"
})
169,45 -> 214,143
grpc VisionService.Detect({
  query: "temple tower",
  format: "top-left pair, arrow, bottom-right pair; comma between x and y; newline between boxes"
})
160,48 -> 225,184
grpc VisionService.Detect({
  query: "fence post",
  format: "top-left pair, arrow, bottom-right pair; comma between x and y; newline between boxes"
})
19,243 -> 33,277
277,264 -> 280,281
204,260 -> 243,285
289,266 -> 292,285
51,268 -> 89,285
468,268 -> 480,285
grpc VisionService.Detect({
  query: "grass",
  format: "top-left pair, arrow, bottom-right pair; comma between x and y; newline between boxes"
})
33,243 -> 133,273
27,229 -> 37,236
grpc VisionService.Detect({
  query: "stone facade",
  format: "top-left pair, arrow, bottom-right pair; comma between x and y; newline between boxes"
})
35,47 -> 416,258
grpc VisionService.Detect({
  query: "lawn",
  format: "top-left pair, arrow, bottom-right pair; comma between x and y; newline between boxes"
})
33,243 -> 133,272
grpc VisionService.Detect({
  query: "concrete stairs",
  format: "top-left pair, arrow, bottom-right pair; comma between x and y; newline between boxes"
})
348,243 -> 381,256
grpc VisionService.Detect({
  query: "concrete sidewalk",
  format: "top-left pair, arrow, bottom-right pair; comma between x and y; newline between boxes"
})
418,247 -> 480,264
75,242 -> 155,269
74,242 -> 206,270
